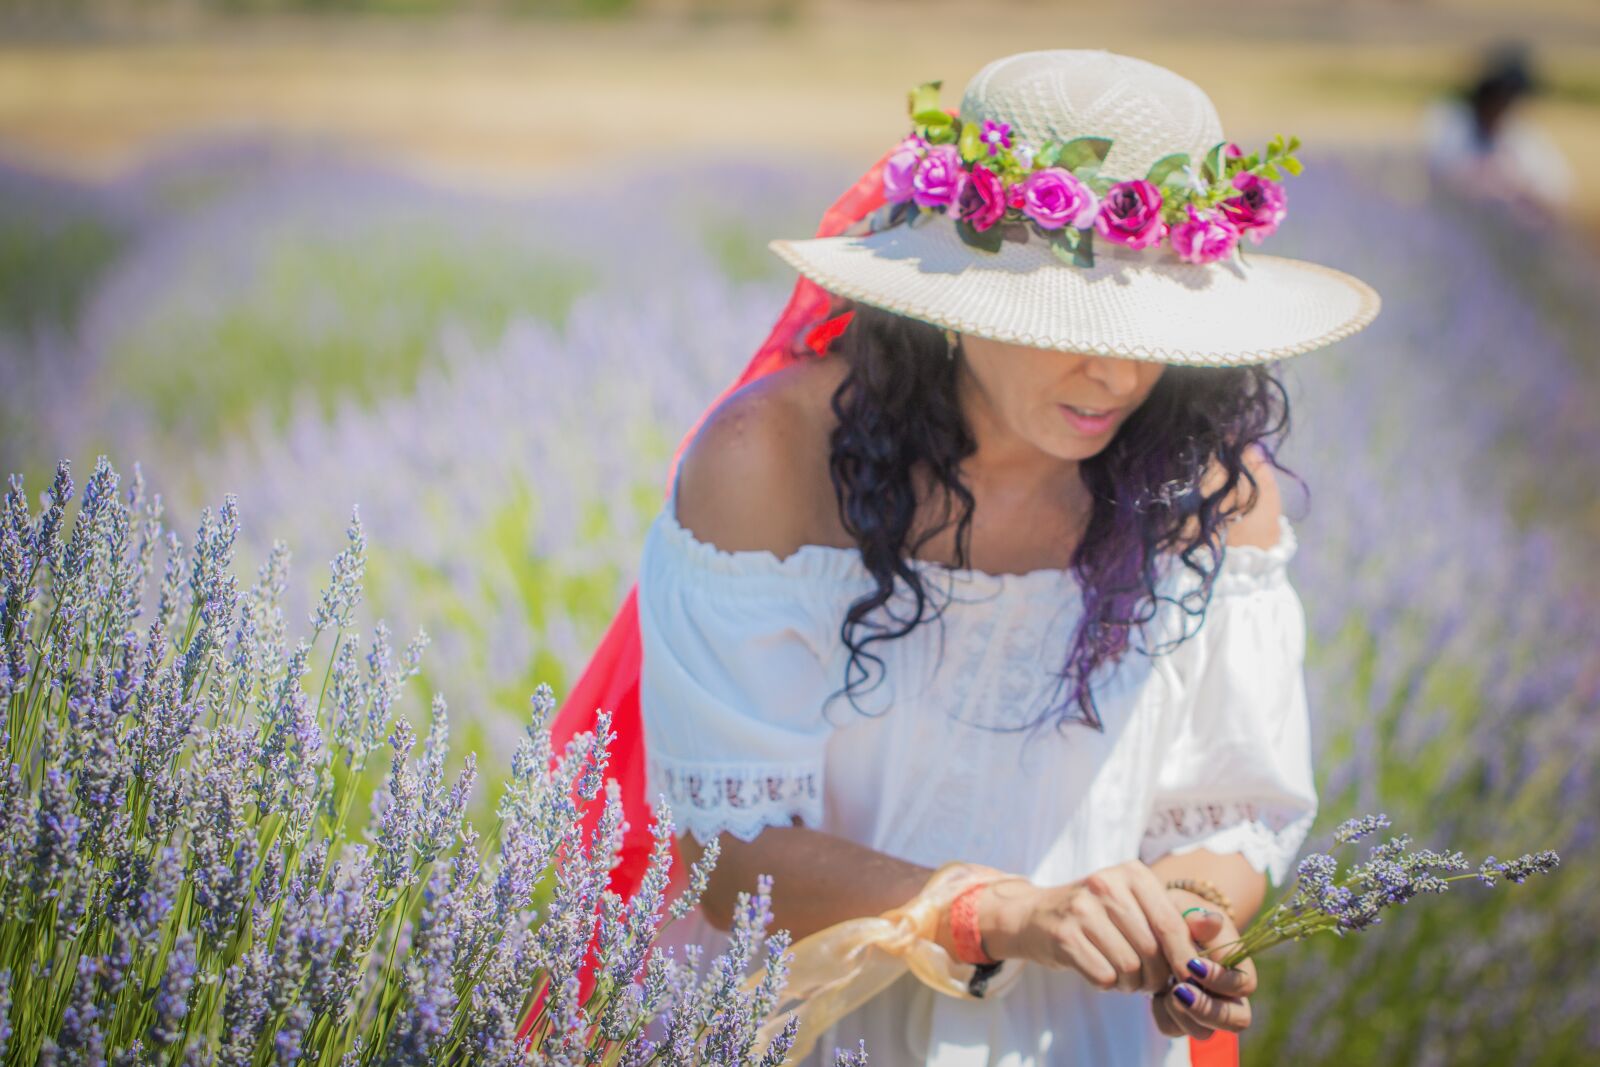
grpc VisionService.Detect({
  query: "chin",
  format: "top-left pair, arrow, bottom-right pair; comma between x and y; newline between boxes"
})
1047,436 -> 1111,462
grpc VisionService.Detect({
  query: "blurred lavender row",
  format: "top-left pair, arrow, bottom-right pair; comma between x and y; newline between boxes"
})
1253,151 -> 1600,1064
2,140 -> 1597,1062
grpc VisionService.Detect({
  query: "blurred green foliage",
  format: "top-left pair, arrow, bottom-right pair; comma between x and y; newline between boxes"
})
104,223 -> 598,445
0,214 -> 126,334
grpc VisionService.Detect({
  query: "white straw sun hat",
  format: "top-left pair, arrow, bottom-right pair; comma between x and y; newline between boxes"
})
768,49 -> 1382,367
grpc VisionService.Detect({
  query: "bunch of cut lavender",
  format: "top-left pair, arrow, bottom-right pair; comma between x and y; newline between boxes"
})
1209,814 -> 1561,970
0,455 -> 853,1066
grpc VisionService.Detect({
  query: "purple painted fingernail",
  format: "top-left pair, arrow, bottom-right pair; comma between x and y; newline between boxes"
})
1187,958 -> 1209,979
1173,983 -> 1197,1007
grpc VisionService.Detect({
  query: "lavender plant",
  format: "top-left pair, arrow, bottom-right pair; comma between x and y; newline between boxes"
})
0,455 -> 842,1066
1209,814 -> 1560,969
3,145 -> 1597,1063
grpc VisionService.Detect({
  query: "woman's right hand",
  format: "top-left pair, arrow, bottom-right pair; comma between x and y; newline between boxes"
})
978,860 -> 1203,994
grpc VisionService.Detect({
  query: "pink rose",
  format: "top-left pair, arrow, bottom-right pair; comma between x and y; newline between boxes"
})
1168,204 -> 1241,264
1015,167 -> 1098,230
956,163 -> 1007,232
1218,171 -> 1288,245
883,144 -> 922,204
1094,179 -> 1167,250
912,144 -> 968,210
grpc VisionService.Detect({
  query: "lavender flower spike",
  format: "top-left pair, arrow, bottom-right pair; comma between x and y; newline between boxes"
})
0,454 -> 822,1066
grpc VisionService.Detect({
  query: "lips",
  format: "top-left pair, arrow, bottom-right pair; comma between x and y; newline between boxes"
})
1058,402 -> 1121,435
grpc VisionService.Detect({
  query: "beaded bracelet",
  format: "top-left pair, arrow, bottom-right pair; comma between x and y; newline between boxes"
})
1165,877 -> 1236,925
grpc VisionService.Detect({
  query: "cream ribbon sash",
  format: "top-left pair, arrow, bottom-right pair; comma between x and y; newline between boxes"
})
749,863 -> 1020,1063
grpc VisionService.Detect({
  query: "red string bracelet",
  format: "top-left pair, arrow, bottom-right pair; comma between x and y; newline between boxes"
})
949,881 -> 1000,967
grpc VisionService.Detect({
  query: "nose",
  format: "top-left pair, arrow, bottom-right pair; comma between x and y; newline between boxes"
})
1080,354 -> 1141,399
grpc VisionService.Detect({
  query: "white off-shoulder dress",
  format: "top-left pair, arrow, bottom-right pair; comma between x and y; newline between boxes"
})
637,480 -> 1318,1067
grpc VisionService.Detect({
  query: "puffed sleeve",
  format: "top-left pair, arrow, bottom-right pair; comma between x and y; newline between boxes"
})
1138,516 -> 1318,888
636,499 -> 852,845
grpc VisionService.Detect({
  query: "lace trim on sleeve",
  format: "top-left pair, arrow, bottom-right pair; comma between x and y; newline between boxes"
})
650,756 -> 825,844
1212,514 -> 1298,596
1141,800 -> 1316,888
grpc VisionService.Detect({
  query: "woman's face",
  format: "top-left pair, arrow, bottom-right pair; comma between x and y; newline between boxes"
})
956,331 -> 1166,461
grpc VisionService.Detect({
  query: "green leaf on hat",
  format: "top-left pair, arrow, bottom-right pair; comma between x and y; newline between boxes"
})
914,109 -> 953,128
867,200 -> 915,233
908,80 -> 943,120
955,218 -> 1005,254
1043,228 -> 1083,268
1261,160 -> 1284,181
1034,140 -> 1062,168
1048,231 -> 1075,266
1073,227 -> 1096,268
1281,155 -> 1304,176
1201,140 -> 1230,184
1145,153 -> 1191,188
1044,227 -> 1095,268
958,120 -> 985,163
1057,137 -> 1114,180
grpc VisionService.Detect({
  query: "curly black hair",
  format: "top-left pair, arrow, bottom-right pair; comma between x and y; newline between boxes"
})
819,302 -> 1294,732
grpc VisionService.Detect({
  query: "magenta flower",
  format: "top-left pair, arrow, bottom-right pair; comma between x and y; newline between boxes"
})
1094,179 -> 1167,250
1014,167 -> 1098,230
883,143 -> 923,204
956,163 -> 1007,232
1168,204 -> 1241,264
980,119 -> 1013,157
1219,171 -> 1289,245
912,144 -> 968,210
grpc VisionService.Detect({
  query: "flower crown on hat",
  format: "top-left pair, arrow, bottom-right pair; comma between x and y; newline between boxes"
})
869,79 -> 1305,269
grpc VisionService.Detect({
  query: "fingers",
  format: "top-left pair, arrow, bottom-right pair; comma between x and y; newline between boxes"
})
1148,989 -> 1187,1038
1154,982 -> 1216,1041
1076,910 -> 1144,992
1183,954 -> 1258,999
1102,889 -> 1173,993
1169,978 -> 1252,1033
1129,873 -> 1203,980
1051,924 -> 1122,992
1182,907 -> 1226,951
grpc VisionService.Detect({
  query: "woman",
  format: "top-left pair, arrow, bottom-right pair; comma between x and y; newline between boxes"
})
559,49 -> 1380,1067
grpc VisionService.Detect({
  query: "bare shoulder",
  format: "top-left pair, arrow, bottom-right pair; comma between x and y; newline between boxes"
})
1219,444 -> 1284,550
1189,443 -> 1284,549
672,357 -> 849,559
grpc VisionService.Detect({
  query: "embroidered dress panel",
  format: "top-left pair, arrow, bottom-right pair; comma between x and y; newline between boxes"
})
637,481 -> 1317,1067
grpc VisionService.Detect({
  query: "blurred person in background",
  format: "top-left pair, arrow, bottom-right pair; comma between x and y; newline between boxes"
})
1421,42 -> 1575,228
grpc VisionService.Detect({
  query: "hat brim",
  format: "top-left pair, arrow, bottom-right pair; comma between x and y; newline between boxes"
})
769,212 -> 1381,366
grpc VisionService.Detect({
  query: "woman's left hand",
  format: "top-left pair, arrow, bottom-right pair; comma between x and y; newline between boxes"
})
1149,900 -> 1256,1041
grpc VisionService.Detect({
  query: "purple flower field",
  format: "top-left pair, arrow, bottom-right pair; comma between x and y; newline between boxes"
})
1,139 -> 1597,1062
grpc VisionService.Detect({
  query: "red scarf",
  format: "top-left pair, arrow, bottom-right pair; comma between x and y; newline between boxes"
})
536,144 -> 1239,1067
